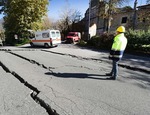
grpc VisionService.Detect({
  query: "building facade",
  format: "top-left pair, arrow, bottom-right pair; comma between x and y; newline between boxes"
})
84,1 -> 150,37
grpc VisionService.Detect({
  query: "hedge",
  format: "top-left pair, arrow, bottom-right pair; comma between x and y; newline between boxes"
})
79,29 -> 150,55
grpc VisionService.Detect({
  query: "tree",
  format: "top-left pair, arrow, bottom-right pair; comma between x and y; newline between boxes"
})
133,0 -> 137,30
147,0 -> 150,4
0,0 -> 49,45
99,0 -> 128,32
42,15 -> 52,30
122,6 -> 133,12
57,8 -> 82,38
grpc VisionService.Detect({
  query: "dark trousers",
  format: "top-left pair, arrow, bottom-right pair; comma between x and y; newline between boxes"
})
111,60 -> 119,78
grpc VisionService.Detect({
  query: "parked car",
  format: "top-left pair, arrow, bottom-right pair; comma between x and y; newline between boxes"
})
66,32 -> 81,43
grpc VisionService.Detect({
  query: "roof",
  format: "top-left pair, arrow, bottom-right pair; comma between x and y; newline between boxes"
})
137,4 -> 150,9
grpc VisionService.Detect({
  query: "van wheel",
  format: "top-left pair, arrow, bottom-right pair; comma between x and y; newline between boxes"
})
44,43 -> 49,48
30,42 -> 34,47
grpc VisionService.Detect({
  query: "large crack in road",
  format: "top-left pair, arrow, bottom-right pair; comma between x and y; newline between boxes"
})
0,60 -> 59,115
1,48 -> 149,74
7,50 -> 99,72
0,48 -> 150,115
41,49 -> 150,74
0,49 -> 99,115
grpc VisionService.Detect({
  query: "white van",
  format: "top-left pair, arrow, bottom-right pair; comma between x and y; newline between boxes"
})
30,29 -> 61,47
0,39 -> 3,46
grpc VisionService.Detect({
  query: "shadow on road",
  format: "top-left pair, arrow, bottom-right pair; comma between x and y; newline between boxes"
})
45,72 -> 111,80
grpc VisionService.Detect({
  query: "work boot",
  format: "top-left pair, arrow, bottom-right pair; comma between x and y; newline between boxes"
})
106,76 -> 116,80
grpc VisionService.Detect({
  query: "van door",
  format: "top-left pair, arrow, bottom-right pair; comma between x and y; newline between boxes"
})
50,30 -> 56,46
55,31 -> 61,44
35,33 -> 42,46
42,32 -> 50,46
31,33 -> 42,46
50,30 -> 61,46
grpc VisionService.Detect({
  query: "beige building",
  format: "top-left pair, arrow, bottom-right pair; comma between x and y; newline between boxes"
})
136,4 -> 150,30
84,0 -> 150,36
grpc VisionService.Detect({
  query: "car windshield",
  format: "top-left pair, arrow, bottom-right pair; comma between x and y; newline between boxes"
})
68,33 -> 75,36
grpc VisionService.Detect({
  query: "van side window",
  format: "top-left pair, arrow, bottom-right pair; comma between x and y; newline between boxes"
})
56,32 -> 60,37
36,34 -> 41,37
51,32 -> 56,37
42,33 -> 49,38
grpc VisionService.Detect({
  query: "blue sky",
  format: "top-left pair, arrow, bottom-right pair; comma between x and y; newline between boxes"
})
47,0 -> 89,20
48,0 -> 147,20
0,0 -> 147,20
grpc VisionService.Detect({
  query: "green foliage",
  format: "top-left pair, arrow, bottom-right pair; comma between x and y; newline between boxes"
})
2,0 -> 49,45
125,29 -> 150,53
121,6 -> 133,12
15,38 -> 30,46
147,0 -> 150,4
82,29 -> 150,55
87,36 -> 100,47
77,39 -> 87,47
87,33 -> 114,50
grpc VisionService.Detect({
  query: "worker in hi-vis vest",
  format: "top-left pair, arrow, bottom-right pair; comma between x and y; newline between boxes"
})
106,26 -> 127,80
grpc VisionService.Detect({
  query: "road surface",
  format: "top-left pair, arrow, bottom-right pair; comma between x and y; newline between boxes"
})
0,44 -> 150,115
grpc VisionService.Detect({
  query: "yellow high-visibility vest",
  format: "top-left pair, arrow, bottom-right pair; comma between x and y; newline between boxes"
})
111,33 -> 127,51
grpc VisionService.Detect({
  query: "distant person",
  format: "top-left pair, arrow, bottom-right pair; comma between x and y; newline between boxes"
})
106,26 -> 127,80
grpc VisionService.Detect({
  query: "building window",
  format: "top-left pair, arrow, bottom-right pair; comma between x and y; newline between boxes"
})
121,17 -> 127,23
142,18 -> 146,23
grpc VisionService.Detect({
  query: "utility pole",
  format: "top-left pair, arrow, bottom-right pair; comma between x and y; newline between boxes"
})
133,0 -> 138,30
88,0 -> 91,40
107,0 -> 112,33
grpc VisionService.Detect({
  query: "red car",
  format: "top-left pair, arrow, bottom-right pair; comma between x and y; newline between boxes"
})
66,32 -> 81,43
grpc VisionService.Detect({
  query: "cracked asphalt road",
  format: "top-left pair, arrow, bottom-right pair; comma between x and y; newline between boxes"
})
0,64 -> 47,115
0,44 -> 150,115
